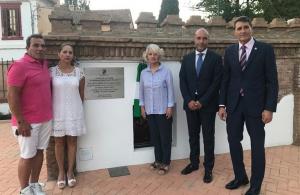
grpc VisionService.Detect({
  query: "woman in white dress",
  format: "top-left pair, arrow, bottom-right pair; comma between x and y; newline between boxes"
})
50,43 -> 86,189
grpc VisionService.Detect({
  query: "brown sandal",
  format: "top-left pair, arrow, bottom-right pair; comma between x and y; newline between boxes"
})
158,165 -> 169,175
150,162 -> 160,170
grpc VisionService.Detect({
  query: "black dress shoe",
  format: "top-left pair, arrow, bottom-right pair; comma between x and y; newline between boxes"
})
181,164 -> 199,175
225,177 -> 249,189
245,187 -> 260,195
203,170 -> 213,183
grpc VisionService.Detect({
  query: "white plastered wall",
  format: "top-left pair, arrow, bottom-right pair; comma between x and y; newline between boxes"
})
77,60 -> 294,172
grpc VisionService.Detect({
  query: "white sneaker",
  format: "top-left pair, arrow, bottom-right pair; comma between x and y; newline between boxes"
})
20,185 -> 34,195
30,183 -> 46,195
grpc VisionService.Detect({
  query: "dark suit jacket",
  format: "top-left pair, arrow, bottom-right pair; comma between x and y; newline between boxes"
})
219,40 -> 279,116
179,49 -> 223,112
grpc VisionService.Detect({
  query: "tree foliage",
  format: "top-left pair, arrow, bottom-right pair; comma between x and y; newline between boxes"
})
64,0 -> 90,10
158,0 -> 180,25
259,0 -> 300,22
194,0 -> 300,22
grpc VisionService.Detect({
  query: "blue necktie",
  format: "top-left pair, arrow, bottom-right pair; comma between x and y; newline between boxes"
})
196,53 -> 203,76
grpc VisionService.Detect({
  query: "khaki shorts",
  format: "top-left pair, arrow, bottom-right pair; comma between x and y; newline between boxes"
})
12,120 -> 52,159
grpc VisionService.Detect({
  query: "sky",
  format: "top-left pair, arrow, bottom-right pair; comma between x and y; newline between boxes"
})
61,0 -> 204,23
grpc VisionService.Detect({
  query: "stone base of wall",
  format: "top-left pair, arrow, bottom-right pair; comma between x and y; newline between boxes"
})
293,62 -> 300,146
0,98 -> 7,103
293,91 -> 300,146
46,137 -> 58,180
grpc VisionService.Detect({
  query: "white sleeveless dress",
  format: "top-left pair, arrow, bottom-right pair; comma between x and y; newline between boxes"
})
50,66 -> 86,137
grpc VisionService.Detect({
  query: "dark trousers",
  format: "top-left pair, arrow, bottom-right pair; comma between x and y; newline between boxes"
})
226,97 -> 265,189
147,114 -> 172,165
185,109 -> 216,170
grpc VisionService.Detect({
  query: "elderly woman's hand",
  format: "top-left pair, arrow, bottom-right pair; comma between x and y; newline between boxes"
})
166,107 -> 173,119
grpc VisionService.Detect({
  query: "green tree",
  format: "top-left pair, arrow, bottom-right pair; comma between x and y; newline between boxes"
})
259,0 -> 300,22
64,0 -> 90,10
64,0 -> 77,6
158,0 -> 180,25
194,0 -> 258,22
194,0 -> 300,22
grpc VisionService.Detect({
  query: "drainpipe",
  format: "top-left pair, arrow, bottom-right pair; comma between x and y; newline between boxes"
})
28,0 -> 37,34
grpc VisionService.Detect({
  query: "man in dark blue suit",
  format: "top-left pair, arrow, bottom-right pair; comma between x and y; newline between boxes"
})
218,16 -> 279,195
179,28 -> 223,183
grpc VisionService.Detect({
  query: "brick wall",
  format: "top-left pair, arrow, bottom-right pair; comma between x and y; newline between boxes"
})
293,62 -> 300,145
44,9 -> 300,179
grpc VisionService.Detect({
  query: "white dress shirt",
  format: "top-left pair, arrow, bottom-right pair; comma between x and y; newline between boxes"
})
195,48 -> 207,69
239,37 -> 255,61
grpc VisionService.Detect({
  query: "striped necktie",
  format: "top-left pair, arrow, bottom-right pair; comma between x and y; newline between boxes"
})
240,45 -> 247,71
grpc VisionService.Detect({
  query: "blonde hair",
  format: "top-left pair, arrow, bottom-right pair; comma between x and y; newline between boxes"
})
142,44 -> 164,62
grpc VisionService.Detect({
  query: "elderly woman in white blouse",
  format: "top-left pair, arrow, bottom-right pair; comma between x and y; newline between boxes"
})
139,44 -> 175,175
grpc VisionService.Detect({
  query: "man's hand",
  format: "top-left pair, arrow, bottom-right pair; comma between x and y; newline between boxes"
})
218,107 -> 227,121
166,107 -> 173,119
17,120 -> 32,137
194,101 -> 202,109
188,100 -> 198,111
262,110 -> 273,124
7,86 -> 32,136
141,106 -> 146,119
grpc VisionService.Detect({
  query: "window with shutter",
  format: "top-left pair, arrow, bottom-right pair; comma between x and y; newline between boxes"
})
1,3 -> 23,40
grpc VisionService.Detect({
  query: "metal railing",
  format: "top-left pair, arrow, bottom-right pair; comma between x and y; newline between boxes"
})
0,58 -> 12,103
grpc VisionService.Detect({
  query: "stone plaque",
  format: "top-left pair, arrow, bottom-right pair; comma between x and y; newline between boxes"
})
84,67 -> 124,100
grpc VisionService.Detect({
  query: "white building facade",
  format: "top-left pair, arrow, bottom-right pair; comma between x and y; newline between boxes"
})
0,0 -> 58,60
0,0 -> 39,60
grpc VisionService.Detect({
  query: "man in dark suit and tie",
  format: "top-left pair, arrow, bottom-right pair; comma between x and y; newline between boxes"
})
218,16 -> 279,195
179,28 -> 223,183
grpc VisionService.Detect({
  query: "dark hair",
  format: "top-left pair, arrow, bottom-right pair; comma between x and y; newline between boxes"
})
59,43 -> 74,52
26,34 -> 44,49
234,16 -> 252,29
59,43 -> 76,66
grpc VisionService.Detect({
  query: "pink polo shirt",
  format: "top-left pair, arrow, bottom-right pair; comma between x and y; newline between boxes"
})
7,54 -> 52,125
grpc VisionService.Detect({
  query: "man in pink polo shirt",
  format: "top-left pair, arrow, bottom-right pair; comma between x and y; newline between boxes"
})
7,34 -> 52,195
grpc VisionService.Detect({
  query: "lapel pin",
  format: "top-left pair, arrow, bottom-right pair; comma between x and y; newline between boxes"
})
254,47 -> 258,50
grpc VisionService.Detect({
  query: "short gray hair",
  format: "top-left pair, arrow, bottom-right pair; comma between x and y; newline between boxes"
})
142,44 -> 164,62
